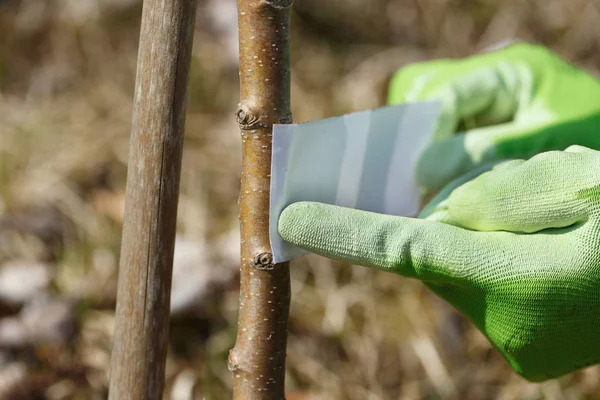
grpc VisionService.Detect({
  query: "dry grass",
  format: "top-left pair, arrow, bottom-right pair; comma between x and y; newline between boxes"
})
1,0 -> 600,399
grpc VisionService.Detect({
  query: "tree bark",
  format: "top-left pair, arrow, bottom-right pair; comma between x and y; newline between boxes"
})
108,0 -> 197,399
229,1 -> 293,399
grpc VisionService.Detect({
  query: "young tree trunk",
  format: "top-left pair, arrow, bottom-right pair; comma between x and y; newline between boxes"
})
229,1 -> 294,399
108,0 -> 197,398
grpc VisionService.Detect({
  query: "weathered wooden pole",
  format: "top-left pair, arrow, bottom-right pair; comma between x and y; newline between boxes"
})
108,0 -> 197,398
229,0 -> 293,398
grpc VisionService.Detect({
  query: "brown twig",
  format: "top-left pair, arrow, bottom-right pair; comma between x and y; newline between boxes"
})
229,0 -> 294,399
108,0 -> 197,398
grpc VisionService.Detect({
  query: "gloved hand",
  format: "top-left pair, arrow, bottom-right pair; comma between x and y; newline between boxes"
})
278,145 -> 600,382
387,42 -> 600,194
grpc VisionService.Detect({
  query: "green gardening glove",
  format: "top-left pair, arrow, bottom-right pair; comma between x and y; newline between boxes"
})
279,145 -> 600,382
387,42 -> 600,194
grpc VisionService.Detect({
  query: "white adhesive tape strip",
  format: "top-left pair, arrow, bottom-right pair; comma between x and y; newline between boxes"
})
269,101 -> 441,263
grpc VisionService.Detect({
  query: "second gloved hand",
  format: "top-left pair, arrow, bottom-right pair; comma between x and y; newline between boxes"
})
279,146 -> 600,382
388,43 -> 600,194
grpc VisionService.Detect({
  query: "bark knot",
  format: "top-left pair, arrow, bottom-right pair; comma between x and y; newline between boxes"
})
236,102 -> 263,130
227,349 -> 240,372
251,252 -> 276,271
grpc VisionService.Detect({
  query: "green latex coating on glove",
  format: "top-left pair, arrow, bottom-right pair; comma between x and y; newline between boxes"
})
279,146 -> 600,382
387,43 -> 600,193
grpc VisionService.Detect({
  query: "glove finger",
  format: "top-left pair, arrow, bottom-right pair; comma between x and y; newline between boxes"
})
416,122 -> 525,193
419,160 -> 514,223
415,112 -> 600,194
279,201 -> 488,284
447,150 -> 598,232
389,56 -> 523,140
387,59 -> 454,105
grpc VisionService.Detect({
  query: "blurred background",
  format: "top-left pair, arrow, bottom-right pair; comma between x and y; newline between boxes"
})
1,0 -> 600,398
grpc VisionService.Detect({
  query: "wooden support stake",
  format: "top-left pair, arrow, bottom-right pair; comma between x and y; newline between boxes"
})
108,0 -> 197,398
229,1 -> 294,399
